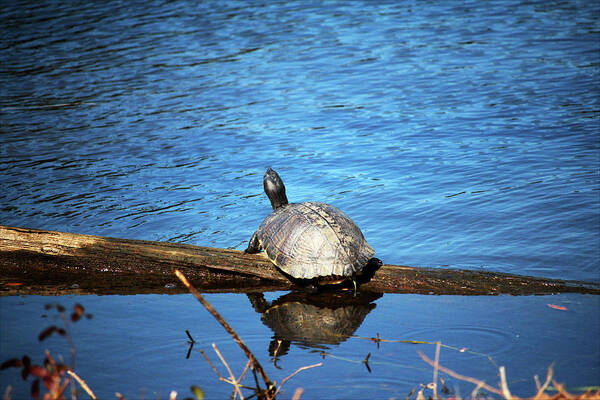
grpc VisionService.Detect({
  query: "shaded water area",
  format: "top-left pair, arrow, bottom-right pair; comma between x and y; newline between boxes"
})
1,0 -> 599,398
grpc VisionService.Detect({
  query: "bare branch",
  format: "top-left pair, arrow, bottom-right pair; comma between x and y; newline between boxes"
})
433,341 -> 441,400
499,366 -> 516,400
533,365 -> 554,400
67,370 -> 97,400
274,363 -> 323,397
212,343 -> 244,400
174,269 -> 274,393
417,350 -> 504,396
291,388 -> 304,400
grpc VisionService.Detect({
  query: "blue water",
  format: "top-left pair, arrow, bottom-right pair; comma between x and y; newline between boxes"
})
1,294 -> 599,399
1,0 -> 599,398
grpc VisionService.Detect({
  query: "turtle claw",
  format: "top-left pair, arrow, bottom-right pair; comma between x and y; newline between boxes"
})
245,231 -> 262,254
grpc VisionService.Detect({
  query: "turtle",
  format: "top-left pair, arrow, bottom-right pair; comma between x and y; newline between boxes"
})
247,291 -> 382,362
245,168 -> 382,292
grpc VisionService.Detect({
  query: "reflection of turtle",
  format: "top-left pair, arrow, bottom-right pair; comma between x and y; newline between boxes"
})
245,168 -> 382,292
248,291 -> 382,360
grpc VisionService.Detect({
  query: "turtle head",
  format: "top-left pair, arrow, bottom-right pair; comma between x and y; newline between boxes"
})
263,168 -> 288,210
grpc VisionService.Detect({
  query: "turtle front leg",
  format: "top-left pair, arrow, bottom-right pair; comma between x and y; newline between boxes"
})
244,231 -> 262,254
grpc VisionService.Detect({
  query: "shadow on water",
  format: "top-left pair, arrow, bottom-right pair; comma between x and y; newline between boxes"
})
247,290 -> 382,363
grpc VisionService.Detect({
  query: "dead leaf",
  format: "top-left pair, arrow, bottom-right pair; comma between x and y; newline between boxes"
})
547,304 -> 567,311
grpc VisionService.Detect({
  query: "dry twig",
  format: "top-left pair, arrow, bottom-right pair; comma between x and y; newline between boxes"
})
500,366 -> 514,400
174,269 -> 274,393
274,363 -> 323,397
199,349 -> 224,380
533,366 -> 554,400
291,388 -> 304,400
212,343 -> 245,399
67,370 -> 97,400
433,341 -> 441,399
418,350 -> 504,396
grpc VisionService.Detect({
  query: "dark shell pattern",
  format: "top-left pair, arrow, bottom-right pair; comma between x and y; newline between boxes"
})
257,202 -> 374,279
261,300 -> 375,345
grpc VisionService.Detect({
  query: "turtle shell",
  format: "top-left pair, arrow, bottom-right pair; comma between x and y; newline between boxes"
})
257,202 -> 375,279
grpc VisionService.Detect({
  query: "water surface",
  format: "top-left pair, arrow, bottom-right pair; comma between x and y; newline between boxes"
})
2,293 -> 599,399
1,0 -> 599,398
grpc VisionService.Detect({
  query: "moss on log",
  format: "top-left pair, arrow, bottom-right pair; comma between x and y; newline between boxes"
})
0,225 -> 598,296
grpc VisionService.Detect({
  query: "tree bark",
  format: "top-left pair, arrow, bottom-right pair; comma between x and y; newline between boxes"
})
1,225 -> 598,296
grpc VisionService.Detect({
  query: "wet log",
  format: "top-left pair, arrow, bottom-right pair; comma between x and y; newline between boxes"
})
1,225 -> 598,296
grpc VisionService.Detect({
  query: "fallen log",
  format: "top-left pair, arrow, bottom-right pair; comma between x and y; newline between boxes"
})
0,225 -> 598,296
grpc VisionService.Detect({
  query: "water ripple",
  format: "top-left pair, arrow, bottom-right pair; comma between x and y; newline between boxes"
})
0,0 -> 598,282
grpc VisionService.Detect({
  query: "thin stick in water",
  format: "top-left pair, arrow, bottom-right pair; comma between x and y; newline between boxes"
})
185,329 -> 196,343
174,269 -> 274,391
